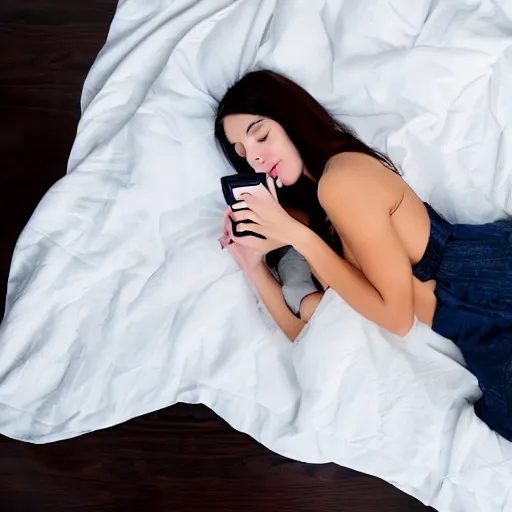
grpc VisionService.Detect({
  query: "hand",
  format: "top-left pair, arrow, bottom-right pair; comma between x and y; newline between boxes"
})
219,206 -> 284,274
218,207 -> 234,250
229,176 -> 300,247
226,242 -> 266,276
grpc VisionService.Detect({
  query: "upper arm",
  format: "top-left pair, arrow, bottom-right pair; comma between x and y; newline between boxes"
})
318,154 -> 414,332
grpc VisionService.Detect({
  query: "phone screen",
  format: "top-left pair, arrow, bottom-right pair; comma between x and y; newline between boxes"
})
233,185 -> 260,201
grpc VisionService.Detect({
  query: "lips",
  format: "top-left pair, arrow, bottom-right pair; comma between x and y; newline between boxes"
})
269,161 -> 280,178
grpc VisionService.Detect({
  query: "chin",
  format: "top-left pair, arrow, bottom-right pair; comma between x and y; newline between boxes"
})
282,172 -> 302,186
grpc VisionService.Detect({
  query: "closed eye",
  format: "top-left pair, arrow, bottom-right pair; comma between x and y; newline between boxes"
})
257,133 -> 269,143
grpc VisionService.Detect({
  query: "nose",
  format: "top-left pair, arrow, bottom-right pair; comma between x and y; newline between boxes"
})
251,155 -> 265,169
247,148 -> 265,170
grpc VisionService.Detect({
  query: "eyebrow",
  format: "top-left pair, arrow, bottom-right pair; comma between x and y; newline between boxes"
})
229,118 -> 264,149
246,118 -> 264,135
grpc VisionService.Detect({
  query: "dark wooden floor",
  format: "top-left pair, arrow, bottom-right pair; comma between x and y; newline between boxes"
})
0,2 -> 433,511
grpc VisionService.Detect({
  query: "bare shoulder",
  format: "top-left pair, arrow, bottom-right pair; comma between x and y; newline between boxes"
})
318,152 -> 406,212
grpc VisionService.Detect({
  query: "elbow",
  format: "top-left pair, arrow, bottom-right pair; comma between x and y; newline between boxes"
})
393,319 -> 414,337
386,307 -> 415,337
287,319 -> 307,342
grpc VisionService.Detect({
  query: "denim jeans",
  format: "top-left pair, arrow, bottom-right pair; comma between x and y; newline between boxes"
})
413,203 -> 512,440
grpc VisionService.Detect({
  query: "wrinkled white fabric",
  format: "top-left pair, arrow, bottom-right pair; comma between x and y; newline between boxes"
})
1,1 -> 512,510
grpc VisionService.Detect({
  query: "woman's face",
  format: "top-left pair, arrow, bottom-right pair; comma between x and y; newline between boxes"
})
222,114 -> 305,186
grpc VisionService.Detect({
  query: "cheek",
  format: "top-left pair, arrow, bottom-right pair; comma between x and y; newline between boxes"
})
271,131 -> 302,169
285,141 -> 303,168
281,135 -> 300,159
275,136 -> 294,159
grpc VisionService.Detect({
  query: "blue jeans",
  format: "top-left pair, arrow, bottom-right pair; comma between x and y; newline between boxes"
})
414,204 -> 512,440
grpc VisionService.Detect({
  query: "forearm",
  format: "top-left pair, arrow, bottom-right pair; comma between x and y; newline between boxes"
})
304,259 -> 328,290
247,263 -> 306,342
290,225 -> 413,335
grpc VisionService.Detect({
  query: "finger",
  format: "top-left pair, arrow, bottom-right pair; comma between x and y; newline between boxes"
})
237,194 -> 259,213
256,183 -> 271,198
238,192 -> 256,204
255,182 -> 276,204
227,220 -> 234,239
223,207 -> 232,230
224,205 -> 238,228
231,234 -> 264,251
231,201 -> 248,210
218,233 -> 232,249
234,221 -> 265,237
230,209 -> 260,223
266,175 -> 278,201
224,214 -> 234,239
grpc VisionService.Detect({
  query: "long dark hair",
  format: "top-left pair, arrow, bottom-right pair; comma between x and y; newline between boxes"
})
214,69 -> 401,257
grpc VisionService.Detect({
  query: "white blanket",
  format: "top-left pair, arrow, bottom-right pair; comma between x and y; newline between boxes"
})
1,0 -> 512,510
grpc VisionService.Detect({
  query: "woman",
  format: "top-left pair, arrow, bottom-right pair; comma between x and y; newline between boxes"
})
214,69 -> 512,441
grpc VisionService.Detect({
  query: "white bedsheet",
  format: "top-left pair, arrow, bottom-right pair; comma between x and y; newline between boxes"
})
1,0 -> 512,510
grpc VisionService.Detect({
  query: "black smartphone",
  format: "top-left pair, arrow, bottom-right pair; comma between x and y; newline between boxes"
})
220,173 -> 268,239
